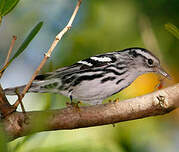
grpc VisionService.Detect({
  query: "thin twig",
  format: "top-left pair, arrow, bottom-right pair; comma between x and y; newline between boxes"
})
0,36 -> 17,77
13,0 -> 82,109
15,89 -> 26,113
4,36 -> 17,66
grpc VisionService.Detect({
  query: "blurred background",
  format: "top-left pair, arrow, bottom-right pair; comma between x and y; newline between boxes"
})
0,0 -> 179,151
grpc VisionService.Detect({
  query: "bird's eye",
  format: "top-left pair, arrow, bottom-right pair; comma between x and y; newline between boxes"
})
147,59 -> 153,65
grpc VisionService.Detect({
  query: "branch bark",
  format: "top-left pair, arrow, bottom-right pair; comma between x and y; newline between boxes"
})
2,83 -> 179,141
0,84 -> 15,117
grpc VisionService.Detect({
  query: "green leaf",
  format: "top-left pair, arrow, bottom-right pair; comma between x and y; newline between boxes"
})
165,23 -> 179,39
0,21 -> 43,73
0,0 -> 5,14
1,0 -> 20,16
9,22 -> 43,64
0,0 -> 5,23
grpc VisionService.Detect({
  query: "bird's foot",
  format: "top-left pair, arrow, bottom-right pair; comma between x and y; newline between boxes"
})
66,101 -> 81,110
108,98 -> 120,104
113,98 -> 120,103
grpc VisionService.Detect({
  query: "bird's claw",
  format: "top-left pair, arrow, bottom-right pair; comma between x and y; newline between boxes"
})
113,98 -> 120,103
66,101 -> 81,110
108,98 -> 120,103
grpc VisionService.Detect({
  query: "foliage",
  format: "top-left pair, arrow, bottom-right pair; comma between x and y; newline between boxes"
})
165,23 -> 179,39
0,0 -> 20,23
0,22 -> 43,74
8,22 -> 43,65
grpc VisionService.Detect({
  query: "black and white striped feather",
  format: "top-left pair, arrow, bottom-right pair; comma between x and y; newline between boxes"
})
4,47 -> 169,105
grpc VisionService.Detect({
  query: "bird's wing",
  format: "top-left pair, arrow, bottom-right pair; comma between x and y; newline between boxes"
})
35,53 -> 117,80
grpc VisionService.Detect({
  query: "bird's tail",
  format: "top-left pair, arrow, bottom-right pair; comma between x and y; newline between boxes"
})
4,78 -> 61,95
4,85 -> 26,95
3,82 -> 43,95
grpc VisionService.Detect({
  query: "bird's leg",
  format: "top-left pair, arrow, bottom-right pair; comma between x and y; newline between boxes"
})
70,94 -> 73,104
66,95 -> 73,107
66,94 -> 81,109
66,90 -> 74,106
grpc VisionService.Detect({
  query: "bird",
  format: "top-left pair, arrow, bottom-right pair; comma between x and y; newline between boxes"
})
4,47 -> 170,105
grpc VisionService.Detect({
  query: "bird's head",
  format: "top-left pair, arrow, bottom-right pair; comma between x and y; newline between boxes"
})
117,47 -> 170,79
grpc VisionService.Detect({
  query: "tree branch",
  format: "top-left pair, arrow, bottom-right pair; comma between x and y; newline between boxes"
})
0,84 -> 15,117
4,36 -> 17,66
3,83 -> 179,141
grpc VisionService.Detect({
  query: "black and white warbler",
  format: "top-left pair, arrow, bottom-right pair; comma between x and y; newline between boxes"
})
4,47 -> 170,105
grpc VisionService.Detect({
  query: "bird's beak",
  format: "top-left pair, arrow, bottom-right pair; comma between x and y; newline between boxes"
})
157,66 -> 171,79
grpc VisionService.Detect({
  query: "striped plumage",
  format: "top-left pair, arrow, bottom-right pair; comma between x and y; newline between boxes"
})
4,47 -> 170,105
